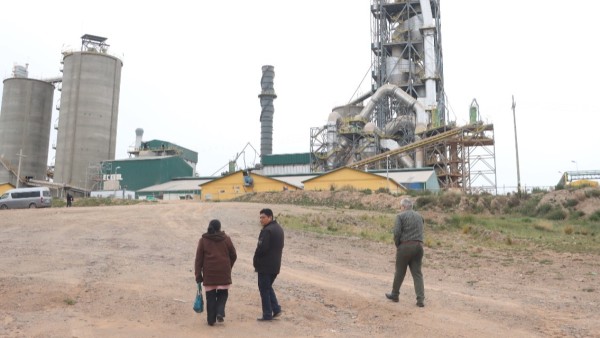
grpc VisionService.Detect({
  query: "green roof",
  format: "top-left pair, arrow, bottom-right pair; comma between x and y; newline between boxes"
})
142,139 -> 198,163
261,153 -> 311,166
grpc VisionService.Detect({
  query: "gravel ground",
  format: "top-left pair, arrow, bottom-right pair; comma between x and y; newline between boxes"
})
0,201 -> 598,337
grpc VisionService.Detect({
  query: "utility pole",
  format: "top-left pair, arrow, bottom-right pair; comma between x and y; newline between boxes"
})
16,149 -> 26,189
512,95 -> 522,196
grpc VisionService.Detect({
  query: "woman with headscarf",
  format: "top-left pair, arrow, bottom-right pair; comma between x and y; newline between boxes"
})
194,219 -> 237,326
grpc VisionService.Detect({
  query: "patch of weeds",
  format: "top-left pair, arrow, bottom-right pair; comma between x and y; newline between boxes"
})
589,210 -> 600,222
64,298 -> 77,306
564,225 -> 574,235
563,199 -> 579,208
538,259 -> 553,265
439,193 -> 461,209
584,189 -> 600,198
416,195 -> 435,209
546,209 -> 567,220
569,211 -> 585,220
533,221 -> 554,232
536,203 -> 553,216
582,288 -> 595,292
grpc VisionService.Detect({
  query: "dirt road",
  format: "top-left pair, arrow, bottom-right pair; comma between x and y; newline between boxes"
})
1,202 -> 598,337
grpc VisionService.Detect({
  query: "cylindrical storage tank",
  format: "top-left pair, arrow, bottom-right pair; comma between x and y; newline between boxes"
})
54,51 -> 123,189
0,78 -> 54,184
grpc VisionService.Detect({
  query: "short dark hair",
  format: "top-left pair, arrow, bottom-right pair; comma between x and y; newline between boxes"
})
208,219 -> 221,234
260,208 -> 273,218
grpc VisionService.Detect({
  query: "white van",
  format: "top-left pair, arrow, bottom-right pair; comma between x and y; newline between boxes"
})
0,187 -> 52,209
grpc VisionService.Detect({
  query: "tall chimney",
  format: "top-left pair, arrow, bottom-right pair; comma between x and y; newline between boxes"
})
259,65 -> 277,157
135,128 -> 144,150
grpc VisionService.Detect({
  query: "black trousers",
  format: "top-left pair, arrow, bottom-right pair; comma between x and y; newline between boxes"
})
205,289 -> 229,325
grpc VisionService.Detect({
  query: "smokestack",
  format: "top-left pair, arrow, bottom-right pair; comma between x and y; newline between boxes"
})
259,65 -> 277,157
135,128 -> 144,150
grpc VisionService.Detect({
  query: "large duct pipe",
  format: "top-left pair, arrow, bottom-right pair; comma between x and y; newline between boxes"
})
358,83 -> 428,133
419,0 -> 437,110
259,65 -> 277,157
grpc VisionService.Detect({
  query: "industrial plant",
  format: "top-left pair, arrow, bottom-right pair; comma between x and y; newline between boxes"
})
1,1 -> 504,200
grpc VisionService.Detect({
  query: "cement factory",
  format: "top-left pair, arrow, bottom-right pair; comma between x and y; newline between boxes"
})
0,1 -> 502,201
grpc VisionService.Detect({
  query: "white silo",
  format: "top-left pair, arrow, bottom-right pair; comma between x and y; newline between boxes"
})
53,35 -> 123,189
0,76 -> 54,186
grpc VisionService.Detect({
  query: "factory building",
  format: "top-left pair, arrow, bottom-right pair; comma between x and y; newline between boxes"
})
137,177 -> 211,201
200,171 -> 301,201
257,153 -> 312,176
302,167 -> 407,194
98,133 -> 198,193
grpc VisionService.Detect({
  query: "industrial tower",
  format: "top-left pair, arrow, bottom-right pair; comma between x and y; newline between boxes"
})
310,1 -> 497,193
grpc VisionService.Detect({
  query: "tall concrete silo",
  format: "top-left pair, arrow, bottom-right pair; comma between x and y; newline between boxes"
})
0,76 -> 54,186
54,35 -> 123,189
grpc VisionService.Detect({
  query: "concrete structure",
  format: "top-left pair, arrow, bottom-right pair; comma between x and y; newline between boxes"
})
0,77 -> 54,186
54,35 -> 123,190
200,171 -> 300,201
302,167 -> 406,194
259,65 -> 277,157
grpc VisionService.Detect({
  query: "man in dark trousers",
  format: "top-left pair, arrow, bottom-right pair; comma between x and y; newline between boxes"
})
253,208 -> 284,321
386,198 -> 425,307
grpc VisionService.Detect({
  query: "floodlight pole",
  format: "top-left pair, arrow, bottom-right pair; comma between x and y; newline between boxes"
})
16,149 -> 26,188
512,95 -> 522,196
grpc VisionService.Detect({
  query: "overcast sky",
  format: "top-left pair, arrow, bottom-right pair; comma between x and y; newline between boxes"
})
1,0 -> 599,191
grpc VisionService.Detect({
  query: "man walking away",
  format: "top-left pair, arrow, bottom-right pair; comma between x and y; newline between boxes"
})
386,198 -> 425,307
253,208 -> 284,321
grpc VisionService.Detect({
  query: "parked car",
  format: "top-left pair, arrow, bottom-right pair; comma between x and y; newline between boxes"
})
0,187 -> 52,209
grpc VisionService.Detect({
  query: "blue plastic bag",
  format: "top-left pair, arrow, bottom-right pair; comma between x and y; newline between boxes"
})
193,282 -> 204,313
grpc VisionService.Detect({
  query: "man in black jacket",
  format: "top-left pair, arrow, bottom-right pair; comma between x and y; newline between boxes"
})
253,208 -> 284,321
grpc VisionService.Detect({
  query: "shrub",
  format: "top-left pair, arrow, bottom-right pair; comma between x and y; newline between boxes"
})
564,225 -> 574,235
569,210 -> 585,220
416,196 -> 435,209
589,210 -> 600,222
585,189 -> 600,198
546,209 -> 567,220
536,203 -> 553,216
563,199 -> 579,208
439,193 -> 461,209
